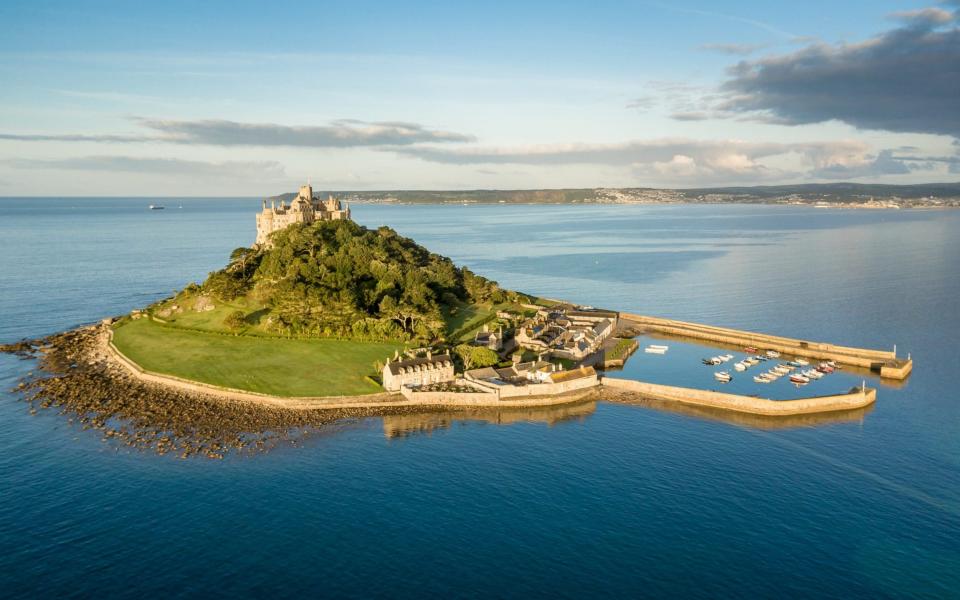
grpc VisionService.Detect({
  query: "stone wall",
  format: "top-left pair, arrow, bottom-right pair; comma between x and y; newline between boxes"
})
400,387 -> 597,407
497,375 -> 599,398
621,312 -> 912,379
601,377 -> 876,416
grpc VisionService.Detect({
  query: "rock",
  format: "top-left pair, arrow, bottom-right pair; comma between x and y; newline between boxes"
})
193,296 -> 215,312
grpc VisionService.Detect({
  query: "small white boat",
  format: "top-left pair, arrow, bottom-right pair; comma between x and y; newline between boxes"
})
803,369 -> 824,380
719,354 -> 734,362
754,375 -> 773,383
714,371 -> 732,382
789,374 -> 810,384
795,358 -> 810,366
734,362 -> 747,371
766,350 -> 781,358
149,204 -> 165,210
647,344 -> 669,350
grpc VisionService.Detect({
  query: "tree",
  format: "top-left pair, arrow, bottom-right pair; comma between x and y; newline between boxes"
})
223,310 -> 246,331
455,344 -> 499,370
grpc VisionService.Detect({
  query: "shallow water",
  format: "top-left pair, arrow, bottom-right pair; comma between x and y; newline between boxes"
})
1,199 -> 959,598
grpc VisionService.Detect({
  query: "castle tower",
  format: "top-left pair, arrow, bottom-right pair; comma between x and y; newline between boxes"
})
298,184 -> 313,201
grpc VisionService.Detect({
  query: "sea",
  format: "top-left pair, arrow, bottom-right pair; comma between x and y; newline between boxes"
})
1,198 -> 958,598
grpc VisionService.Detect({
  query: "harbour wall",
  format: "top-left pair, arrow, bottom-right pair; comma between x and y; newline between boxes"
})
621,313 -> 912,379
601,377 -> 877,416
106,328 -> 596,410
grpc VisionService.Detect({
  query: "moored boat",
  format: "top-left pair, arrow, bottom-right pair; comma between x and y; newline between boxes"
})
714,371 -> 732,382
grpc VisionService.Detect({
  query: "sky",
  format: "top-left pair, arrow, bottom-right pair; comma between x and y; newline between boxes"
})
0,0 -> 958,195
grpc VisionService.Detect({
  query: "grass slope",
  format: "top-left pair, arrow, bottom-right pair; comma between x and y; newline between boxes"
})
113,318 -> 402,397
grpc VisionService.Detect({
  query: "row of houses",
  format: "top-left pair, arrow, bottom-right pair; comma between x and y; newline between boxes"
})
515,307 -> 616,360
380,349 -> 598,398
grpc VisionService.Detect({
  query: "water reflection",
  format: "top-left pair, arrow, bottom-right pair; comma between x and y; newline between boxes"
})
603,392 -> 874,430
380,400 -> 597,439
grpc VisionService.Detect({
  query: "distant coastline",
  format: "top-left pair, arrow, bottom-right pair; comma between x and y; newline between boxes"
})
269,182 -> 960,209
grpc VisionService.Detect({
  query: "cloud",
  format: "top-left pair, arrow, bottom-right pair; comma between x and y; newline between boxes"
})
891,152 -> 960,174
626,96 -> 658,111
699,43 -> 767,56
4,156 -> 288,179
0,133 -> 153,143
808,149 -> 912,179
393,137 -> 930,183
135,118 -> 475,147
0,118 -> 476,148
669,112 -> 712,121
718,12 -> 960,137
889,7 -> 955,26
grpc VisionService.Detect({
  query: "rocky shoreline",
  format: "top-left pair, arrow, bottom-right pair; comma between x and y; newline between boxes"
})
1,325 -> 475,459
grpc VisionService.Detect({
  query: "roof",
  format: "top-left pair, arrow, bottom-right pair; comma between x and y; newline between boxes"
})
549,366 -> 597,383
465,366 -> 500,380
591,319 -> 612,335
385,354 -> 452,375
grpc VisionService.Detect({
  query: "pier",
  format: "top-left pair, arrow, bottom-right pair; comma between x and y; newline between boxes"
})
602,377 -> 876,417
620,313 -> 913,380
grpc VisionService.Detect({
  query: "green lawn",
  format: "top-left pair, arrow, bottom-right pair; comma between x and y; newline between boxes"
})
445,300 -> 537,342
112,318 -> 403,397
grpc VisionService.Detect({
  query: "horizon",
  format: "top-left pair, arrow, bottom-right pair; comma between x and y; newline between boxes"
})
1,179 -> 960,199
1,0 -> 958,194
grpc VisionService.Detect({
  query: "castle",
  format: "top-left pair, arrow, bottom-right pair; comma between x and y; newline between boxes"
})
255,183 -> 351,246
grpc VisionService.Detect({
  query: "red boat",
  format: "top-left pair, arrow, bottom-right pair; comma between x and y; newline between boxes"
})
744,346 -> 758,353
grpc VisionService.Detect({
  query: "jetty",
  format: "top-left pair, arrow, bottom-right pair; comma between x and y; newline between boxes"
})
620,313 -> 913,380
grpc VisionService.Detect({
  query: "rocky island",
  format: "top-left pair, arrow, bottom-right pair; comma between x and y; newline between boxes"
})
2,183 -> 914,458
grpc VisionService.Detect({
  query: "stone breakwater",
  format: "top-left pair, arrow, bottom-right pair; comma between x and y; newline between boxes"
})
601,377 -> 876,416
622,313 -> 913,379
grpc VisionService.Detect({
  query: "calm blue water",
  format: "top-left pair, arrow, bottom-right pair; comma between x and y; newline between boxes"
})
1,199 -> 959,598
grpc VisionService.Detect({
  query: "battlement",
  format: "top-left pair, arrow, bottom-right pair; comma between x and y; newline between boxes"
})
255,183 -> 351,246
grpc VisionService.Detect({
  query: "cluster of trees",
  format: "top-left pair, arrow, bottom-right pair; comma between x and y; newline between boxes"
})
453,344 -> 500,370
199,220 -> 518,341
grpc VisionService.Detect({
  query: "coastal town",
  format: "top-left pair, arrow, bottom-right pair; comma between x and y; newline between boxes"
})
274,184 -> 960,210
381,303 -> 627,401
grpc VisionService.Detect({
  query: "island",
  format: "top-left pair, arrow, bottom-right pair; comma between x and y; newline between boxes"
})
1,183 -> 914,458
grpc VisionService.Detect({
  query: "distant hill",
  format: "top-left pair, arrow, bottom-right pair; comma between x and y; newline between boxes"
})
269,182 -> 960,207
